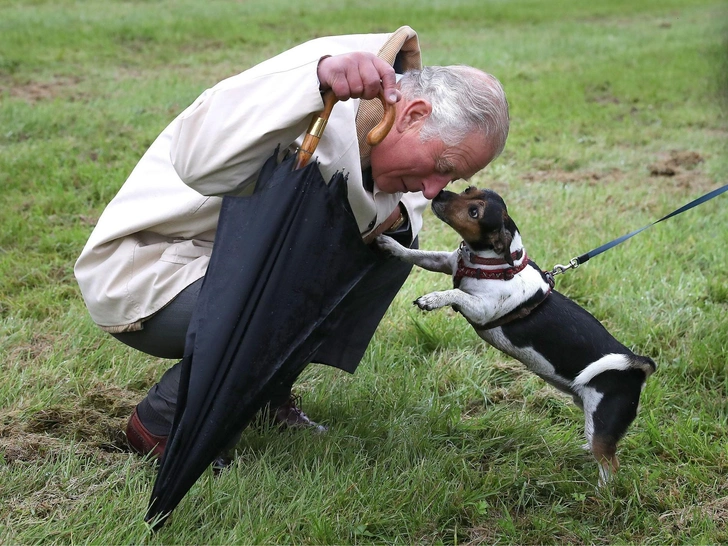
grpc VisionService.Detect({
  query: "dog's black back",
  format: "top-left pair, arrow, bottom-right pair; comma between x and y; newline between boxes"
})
496,289 -> 635,380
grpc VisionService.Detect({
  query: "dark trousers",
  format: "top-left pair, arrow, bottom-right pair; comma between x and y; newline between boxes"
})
112,237 -> 416,435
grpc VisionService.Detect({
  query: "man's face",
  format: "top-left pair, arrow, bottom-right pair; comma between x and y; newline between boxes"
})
369,98 -> 496,199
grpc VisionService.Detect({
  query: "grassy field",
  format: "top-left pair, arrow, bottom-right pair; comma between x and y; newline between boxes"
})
1,0 -> 727,543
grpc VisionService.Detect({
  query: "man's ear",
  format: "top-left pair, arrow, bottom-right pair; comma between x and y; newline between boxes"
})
395,98 -> 432,132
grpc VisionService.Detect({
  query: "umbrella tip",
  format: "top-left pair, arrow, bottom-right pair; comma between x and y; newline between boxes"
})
145,502 -> 172,531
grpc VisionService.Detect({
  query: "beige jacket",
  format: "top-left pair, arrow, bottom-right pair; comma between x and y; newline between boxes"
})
75,27 -> 427,333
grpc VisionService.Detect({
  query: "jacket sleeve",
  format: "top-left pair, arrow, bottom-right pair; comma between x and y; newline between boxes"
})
169,32 -> 394,197
169,57 -> 325,196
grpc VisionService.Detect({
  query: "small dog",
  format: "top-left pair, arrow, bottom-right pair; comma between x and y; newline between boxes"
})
376,187 -> 656,484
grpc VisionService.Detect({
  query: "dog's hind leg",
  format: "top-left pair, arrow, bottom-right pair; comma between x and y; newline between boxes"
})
582,368 -> 647,485
578,386 -> 616,485
591,435 -> 620,486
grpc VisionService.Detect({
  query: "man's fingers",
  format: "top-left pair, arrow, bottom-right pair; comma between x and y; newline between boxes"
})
318,53 -> 400,102
345,64 -> 365,98
329,69 -> 362,101
378,66 -> 399,104
358,62 -> 385,100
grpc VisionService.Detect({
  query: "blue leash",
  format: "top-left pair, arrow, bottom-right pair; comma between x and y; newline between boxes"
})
549,183 -> 728,279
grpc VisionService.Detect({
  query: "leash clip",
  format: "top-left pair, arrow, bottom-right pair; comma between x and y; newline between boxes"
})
550,257 -> 580,277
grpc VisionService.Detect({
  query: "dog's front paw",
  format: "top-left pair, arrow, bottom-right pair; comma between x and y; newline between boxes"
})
414,292 -> 448,311
374,235 -> 405,257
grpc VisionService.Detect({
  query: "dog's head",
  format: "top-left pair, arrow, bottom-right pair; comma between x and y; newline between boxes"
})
431,187 -> 519,264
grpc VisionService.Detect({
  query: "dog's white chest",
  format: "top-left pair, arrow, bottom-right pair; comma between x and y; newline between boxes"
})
456,265 -> 546,318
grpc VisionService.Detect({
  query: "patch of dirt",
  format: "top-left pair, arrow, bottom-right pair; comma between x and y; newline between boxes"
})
1,386 -> 146,522
0,433 -> 66,464
6,332 -> 57,366
649,150 -> 704,176
663,170 -> 716,193
77,214 -> 98,227
522,168 -> 624,186
522,150 -> 715,195
647,150 -> 717,194
1,75 -> 86,104
464,523 -> 501,545
0,385 -> 138,464
659,496 -> 728,532
585,81 -> 622,105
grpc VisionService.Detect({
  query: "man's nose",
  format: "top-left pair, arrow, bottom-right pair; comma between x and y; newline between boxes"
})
421,174 -> 452,199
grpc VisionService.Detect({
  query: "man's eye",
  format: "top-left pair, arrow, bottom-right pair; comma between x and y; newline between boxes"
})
468,206 -> 479,218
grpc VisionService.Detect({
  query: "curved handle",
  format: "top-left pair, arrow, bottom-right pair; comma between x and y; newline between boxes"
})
295,89 -> 395,170
365,91 -> 396,147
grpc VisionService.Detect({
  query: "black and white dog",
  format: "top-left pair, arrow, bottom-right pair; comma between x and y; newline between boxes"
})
376,187 -> 656,484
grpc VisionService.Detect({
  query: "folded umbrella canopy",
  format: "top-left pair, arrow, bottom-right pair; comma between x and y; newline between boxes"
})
146,92 -> 395,527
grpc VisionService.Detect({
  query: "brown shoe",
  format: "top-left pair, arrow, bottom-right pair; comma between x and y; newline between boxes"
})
126,407 -> 236,472
125,407 -> 167,459
271,395 -> 327,433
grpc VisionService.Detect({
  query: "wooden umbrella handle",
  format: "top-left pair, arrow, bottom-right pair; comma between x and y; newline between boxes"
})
295,89 -> 395,170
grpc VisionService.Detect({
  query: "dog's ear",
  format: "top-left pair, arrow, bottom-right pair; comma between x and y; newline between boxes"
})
495,225 -> 514,265
488,211 -> 515,264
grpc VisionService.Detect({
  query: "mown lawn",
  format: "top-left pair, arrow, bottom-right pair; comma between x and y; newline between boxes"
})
1,0 -> 726,543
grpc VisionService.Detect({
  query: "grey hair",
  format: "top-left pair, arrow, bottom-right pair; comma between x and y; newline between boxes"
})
398,65 -> 510,157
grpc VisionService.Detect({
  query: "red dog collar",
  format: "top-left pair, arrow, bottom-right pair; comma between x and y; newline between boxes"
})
454,254 -> 530,283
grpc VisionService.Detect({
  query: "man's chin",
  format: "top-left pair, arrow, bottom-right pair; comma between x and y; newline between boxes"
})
373,178 -> 401,195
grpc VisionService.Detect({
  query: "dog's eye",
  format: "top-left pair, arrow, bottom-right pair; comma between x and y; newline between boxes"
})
468,206 -> 479,218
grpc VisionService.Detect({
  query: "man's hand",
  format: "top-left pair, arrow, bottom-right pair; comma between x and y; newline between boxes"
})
317,53 -> 400,105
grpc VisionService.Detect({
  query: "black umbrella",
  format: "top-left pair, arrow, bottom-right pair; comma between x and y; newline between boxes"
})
146,92 -> 394,527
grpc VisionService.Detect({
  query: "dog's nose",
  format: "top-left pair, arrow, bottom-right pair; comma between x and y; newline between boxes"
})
432,189 -> 454,203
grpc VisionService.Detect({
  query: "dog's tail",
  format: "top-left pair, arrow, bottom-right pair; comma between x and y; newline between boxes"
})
632,354 -> 657,378
572,353 -> 657,387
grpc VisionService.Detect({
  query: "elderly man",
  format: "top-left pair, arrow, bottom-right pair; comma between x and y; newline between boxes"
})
74,26 -> 509,464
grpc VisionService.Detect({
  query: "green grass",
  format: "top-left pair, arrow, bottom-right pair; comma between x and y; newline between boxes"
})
1,0 -> 727,543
